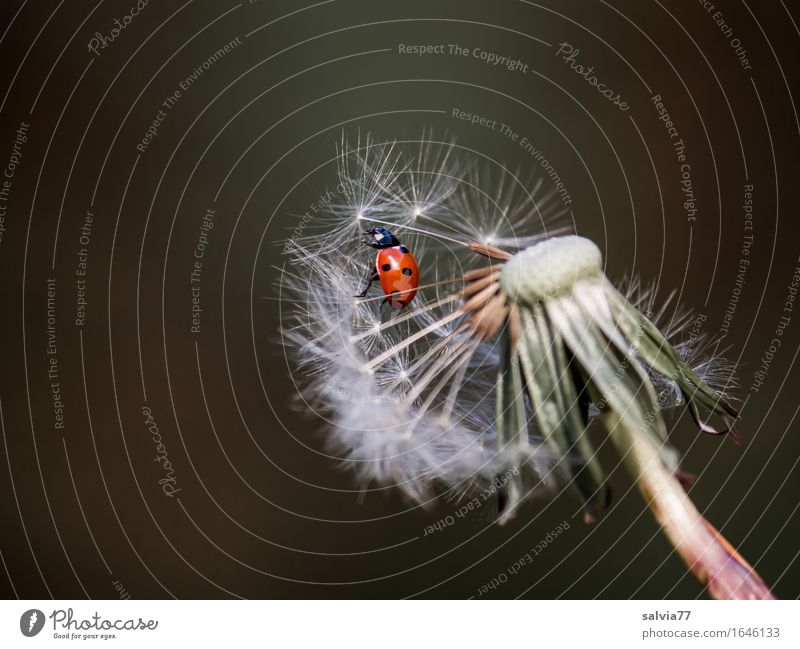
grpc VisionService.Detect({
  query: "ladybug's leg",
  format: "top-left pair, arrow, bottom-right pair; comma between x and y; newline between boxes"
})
354,267 -> 379,298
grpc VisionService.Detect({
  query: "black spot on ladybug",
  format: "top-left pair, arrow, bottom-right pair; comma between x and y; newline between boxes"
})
381,263 -> 391,271
392,292 -> 401,301
399,246 -> 408,253
402,267 -> 413,276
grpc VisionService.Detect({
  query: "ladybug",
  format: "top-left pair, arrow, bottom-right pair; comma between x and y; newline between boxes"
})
355,227 -> 419,309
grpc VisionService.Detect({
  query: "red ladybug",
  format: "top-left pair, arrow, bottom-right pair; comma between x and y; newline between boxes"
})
355,227 -> 419,309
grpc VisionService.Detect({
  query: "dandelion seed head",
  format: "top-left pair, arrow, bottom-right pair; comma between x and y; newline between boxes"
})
282,133 -> 738,520
281,135 -> 563,503
282,243 -> 529,503
500,235 -> 603,302
279,134 -> 772,597
448,166 -> 566,250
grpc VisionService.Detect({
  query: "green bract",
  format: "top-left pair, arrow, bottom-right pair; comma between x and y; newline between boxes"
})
496,236 -> 738,522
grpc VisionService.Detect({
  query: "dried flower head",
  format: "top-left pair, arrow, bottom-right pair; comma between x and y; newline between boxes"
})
281,134 -> 773,599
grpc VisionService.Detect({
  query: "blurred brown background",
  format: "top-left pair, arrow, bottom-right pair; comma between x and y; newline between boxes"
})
0,0 -> 798,599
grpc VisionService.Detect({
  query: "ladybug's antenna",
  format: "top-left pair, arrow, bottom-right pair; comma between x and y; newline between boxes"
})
360,216 -> 470,248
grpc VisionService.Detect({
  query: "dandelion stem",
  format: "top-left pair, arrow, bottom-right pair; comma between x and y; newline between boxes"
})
603,409 -> 774,600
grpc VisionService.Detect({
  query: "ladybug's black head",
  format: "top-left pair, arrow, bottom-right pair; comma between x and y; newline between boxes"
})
363,226 -> 400,249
